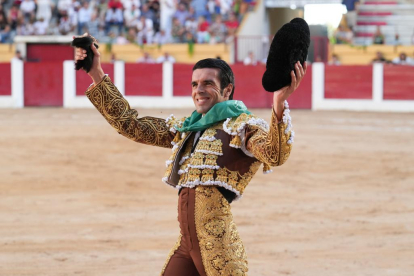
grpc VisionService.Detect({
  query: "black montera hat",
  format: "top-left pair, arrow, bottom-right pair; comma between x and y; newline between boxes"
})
262,18 -> 310,92
71,36 -> 99,73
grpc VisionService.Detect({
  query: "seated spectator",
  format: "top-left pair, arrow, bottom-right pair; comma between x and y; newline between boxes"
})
160,0 -> 175,36
209,14 -> 226,44
16,19 -> 34,35
207,0 -> 215,15
108,0 -> 123,10
0,21 -> 10,43
124,3 -> 140,28
0,12 -> 7,29
78,2 -> 91,35
392,53 -> 413,65
191,0 -> 208,20
334,25 -> 353,44
148,1 -> 161,33
57,0 -> 72,22
137,15 -> 154,44
122,0 -> 140,11
137,52 -> 155,63
0,4 -> 6,19
33,17 -> 49,35
58,11 -> 75,35
126,27 -> 137,43
373,26 -> 385,45
328,54 -> 341,65
157,52 -> 176,63
69,2 -> 81,33
243,51 -> 257,65
36,0 -> 53,24
197,15 -> 209,43
171,17 -> 185,43
96,0 -> 108,22
87,12 -> 100,38
105,6 -> 124,35
154,29 -> 171,44
225,12 -> 238,36
7,5 -> 22,31
20,0 -> 36,23
372,51 -> 388,63
174,2 -> 189,26
141,3 -> 155,22
185,15 -> 197,37
219,0 -> 233,18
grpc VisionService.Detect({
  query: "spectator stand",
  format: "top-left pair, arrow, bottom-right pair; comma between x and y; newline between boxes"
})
345,0 -> 414,45
330,44 -> 414,64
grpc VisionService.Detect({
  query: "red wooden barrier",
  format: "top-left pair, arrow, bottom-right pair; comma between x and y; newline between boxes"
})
172,63 -> 312,109
0,63 -> 11,96
231,64 -> 271,108
76,63 -> 114,96
24,62 -> 63,106
173,64 -> 193,97
325,65 -> 372,99
383,65 -> 414,100
27,44 -> 73,62
125,63 -> 162,96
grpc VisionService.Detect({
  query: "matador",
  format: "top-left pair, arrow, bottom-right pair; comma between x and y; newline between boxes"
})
75,37 -> 306,276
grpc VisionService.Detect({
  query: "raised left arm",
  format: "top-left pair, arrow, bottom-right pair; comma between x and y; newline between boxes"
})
273,61 -> 306,121
245,60 -> 306,167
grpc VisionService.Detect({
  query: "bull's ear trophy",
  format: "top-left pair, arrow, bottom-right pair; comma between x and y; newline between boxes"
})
71,35 -> 99,73
262,18 -> 310,92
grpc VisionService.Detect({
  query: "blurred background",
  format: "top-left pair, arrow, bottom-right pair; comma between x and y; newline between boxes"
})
0,0 -> 413,108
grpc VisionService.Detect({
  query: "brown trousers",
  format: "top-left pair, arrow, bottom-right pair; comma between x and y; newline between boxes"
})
163,187 -> 207,276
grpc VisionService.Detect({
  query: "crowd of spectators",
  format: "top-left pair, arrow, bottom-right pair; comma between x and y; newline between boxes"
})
372,51 -> 414,65
0,0 -> 251,44
328,51 -> 414,66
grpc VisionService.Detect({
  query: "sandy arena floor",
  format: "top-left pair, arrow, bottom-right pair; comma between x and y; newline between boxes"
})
0,107 -> 413,276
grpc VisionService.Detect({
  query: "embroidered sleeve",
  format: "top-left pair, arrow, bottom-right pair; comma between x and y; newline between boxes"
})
245,101 -> 294,168
85,75 -> 175,148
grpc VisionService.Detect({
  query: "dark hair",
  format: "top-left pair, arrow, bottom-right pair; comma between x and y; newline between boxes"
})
192,58 -> 235,100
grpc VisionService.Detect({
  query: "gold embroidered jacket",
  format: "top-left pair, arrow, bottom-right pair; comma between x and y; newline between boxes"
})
86,75 -> 294,200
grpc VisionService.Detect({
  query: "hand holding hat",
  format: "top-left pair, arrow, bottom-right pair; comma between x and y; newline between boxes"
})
71,33 -> 99,73
262,18 -> 310,93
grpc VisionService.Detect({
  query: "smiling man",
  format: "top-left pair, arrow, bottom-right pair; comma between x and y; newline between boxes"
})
75,35 -> 306,276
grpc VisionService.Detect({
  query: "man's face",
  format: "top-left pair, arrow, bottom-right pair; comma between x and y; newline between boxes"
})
191,68 -> 229,115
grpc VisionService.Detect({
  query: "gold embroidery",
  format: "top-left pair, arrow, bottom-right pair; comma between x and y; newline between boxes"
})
194,186 -> 248,276
204,128 -> 218,138
201,168 -> 215,182
85,76 -> 174,148
246,109 -> 292,167
216,168 -> 228,183
230,135 -> 242,148
160,234 -> 182,276
209,140 -> 223,155
165,115 -> 186,132
205,154 -> 218,166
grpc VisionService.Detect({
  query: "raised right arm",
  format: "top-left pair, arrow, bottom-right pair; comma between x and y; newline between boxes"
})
75,34 -> 175,148
85,75 -> 175,148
